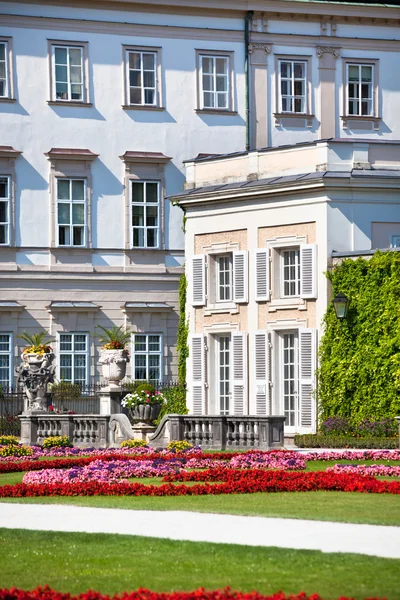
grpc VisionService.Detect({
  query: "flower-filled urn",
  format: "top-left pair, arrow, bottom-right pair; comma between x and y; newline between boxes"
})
96,325 -> 131,388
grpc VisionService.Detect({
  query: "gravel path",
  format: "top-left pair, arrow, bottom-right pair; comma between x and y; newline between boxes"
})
0,503 -> 399,559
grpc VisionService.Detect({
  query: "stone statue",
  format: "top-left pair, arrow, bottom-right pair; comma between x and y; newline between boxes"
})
16,352 -> 56,412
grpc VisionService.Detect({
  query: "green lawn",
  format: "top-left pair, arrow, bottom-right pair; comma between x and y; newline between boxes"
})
0,529 -> 399,599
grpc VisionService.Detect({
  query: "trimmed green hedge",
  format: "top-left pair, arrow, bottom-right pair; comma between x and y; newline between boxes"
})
294,434 -> 399,449
318,251 -> 400,424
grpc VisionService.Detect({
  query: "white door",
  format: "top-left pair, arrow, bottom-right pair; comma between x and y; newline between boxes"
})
217,335 -> 231,415
281,331 -> 299,430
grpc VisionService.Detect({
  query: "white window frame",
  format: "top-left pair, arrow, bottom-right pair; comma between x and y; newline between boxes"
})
0,333 -> 13,388
196,50 -> 234,113
280,247 -> 301,298
279,330 -> 299,430
199,54 -> 229,111
278,59 -> 307,114
126,49 -> 158,107
132,333 -> 163,382
130,180 -> 160,249
56,177 -> 87,248
390,235 -> 400,248
216,333 -> 231,416
57,332 -> 89,384
51,44 -> 85,103
0,175 -> 10,246
216,254 -> 233,303
0,40 -> 10,99
346,62 -> 374,117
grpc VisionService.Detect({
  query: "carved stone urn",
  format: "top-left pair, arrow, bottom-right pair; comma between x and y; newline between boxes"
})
16,352 -> 56,412
99,349 -> 130,389
129,402 -> 162,424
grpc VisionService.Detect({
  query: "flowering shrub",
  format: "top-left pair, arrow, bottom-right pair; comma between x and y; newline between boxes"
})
0,435 -> 19,445
319,416 -> 398,438
167,440 -> 193,452
0,444 -> 33,458
122,389 -> 166,409
0,586 -> 388,600
42,436 -> 71,449
320,417 -> 351,436
121,439 -> 149,448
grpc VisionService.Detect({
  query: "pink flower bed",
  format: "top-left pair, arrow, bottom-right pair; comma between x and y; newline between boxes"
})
229,452 -> 306,470
303,450 -> 400,461
326,464 -> 400,477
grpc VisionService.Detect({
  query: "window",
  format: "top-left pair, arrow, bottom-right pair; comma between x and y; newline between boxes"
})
52,45 -> 84,102
126,50 -> 157,106
0,177 -> 10,245
279,60 -> 307,114
0,41 -> 9,99
132,334 -> 162,381
346,63 -> 374,116
390,235 -> 400,248
0,334 -> 12,387
280,331 -> 299,428
59,333 -> 88,384
131,180 -> 159,248
200,55 -> 229,110
56,178 -> 86,247
281,248 -> 300,297
216,255 -> 232,302
217,335 -> 231,415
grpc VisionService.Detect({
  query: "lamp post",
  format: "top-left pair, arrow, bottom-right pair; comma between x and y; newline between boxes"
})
332,293 -> 349,321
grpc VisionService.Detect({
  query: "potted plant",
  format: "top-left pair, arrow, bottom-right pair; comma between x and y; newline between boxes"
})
121,383 -> 166,423
97,325 -> 131,387
18,331 -> 54,365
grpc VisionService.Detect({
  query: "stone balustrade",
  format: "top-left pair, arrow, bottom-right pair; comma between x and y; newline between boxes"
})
20,414 -> 110,448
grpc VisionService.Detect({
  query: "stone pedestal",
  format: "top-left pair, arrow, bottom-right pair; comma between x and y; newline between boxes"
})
131,422 -> 157,442
20,414 -> 40,444
99,387 -> 122,415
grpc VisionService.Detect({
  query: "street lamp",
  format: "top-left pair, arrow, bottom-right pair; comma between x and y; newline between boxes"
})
332,293 -> 349,320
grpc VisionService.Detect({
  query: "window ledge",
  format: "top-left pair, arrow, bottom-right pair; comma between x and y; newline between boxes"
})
47,101 -> 93,107
122,104 -> 165,111
341,115 -> 381,131
274,113 -> 315,128
204,302 -> 238,316
268,298 -> 306,312
0,97 -> 17,103
195,109 -> 238,116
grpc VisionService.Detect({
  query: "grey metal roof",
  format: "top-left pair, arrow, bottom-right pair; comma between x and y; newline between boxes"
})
0,301 -> 24,310
123,302 -> 172,310
48,301 -> 100,309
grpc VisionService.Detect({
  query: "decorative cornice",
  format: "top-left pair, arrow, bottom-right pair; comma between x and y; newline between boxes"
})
316,46 -> 341,58
120,151 -> 172,165
248,43 -> 272,54
45,148 -> 99,162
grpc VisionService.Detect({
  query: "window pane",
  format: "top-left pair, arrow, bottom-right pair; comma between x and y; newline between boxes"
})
57,180 -> 70,200
132,205 -> 144,226
129,71 -> 141,87
130,88 -> 141,104
146,228 -> 157,247
69,48 -> 82,66
216,75 -> 227,92
215,58 -> 227,75
135,336 -> 146,352
0,64 -> 5,81
203,74 -> 213,92
149,335 -> 160,352
143,53 -> 155,70
60,335 -> 72,351
202,57 -> 213,73
129,52 -> 141,70
54,47 -> 67,64
348,65 -> 359,81
59,226 -> 70,246
0,334 -> 10,352
0,82 -> 4,97
280,62 -> 291,78
143,71 -> 155,88
294,98 -> 303,113
73,226 -> 84,246
294,80 -> 304,96
133,228 -> 144,247
131,182 -> 144,202
293,63 -> 304,78
72,180 -> 85,200
60,355 -> 72,381
74,335 -> 87,351
0,44 -> 5,61
361,84 -> 371,99
203,92 -> 214,108
55,65 -> 68,83
144,89 -> 155,104
361,66 -> 372,82
74,355 -> 86,383
56,83 -> 68,100
0,201 -> 7,223
0,224 -> 6,244
146,205 -> 158,226
217,93 -> 227,108
58,203 -> 70,225
146,183 -> 158,203
72,203 -> 84,225
70,66 -> 82,84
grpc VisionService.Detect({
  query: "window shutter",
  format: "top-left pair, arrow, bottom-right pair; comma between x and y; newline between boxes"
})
255,249 -> 270,302
192,255 -> 206,306
232,331 -> 247,415
254,331 -> 269,415
300,244 -> 317,299
190,334 -> 206,415
299,328 -> 316,429
233,251 -> 248,303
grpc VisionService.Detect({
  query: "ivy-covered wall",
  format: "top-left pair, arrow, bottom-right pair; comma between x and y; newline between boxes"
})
177,272 -> 189,385
318,251 -> 400,424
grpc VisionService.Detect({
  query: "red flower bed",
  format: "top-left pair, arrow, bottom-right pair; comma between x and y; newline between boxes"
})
0,586 -> 386,600
1,468 -> 399,498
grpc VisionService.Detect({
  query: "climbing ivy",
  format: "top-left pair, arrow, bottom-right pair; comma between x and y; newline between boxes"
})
318,251 -> 400,425
177,272 -> 189,385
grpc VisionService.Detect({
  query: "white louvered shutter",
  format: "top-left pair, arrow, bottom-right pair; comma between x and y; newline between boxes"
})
233,251 -> 248,303
255,249 -> 270,302
254,331 -> 269,415
231,331 -> 247,415
300,244 -> 317,299
299,328 -> 316,429
192,255 -> 206,306
191,334 -> 206,415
